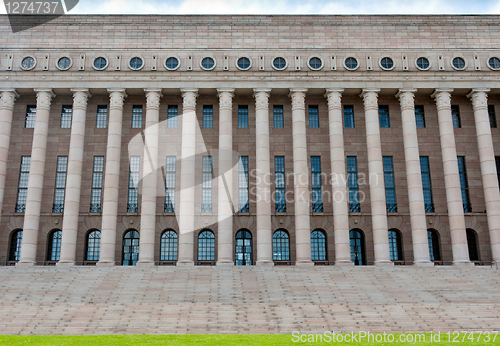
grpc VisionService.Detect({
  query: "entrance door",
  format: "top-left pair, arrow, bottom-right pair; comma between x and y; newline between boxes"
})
123,230 -> 140,266
349,229 -> 365,265
235,230 -> 252,265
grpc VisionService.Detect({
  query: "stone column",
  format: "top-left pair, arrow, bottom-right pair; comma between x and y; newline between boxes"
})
396,89 -> 433,266
97,89 -> 127,266
17,89 -> 55,266
325,89 -> 352,266
0,89 -> 19,228
253,89 -> 273,266
137,89 -> 162,266
360,89 -> 392,266
468,89 -> 500,264
177,89 -> 198,266
289,89 -> 313,266
431,89 -> 472,266
58,89 -> 91,266
216,88 -> 235,266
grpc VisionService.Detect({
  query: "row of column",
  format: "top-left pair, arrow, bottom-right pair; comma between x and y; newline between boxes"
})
0,87 -> 498,265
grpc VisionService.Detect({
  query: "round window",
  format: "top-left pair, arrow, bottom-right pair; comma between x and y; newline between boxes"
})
165,57 -> 180,70
452,57 -> 466,70
237,57 -> 251,70
308,57 -> 323,70
201,57 -> 215,70
272,57 -> 287,70
93,57 -> 108,70
57,57 -> 71,70
129,57 -> 144,70
344,57 -> 358,70
488,57 -> 500,70
21,56 -> 36,70
416,57 -> 430,70
380,57 -> 394,70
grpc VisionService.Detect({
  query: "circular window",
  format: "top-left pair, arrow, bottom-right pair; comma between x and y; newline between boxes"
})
416,57 -> 431,71
56,57 -> 72,71
380,57 -> 394,71
272,57 -> 287,71
236,57 -> 251,71
487,57 -> 500,70
307,57 -> 323,70
93,56 -> 108,71
164,56 -> 180,71
129,57 -> 144,70
343,57 -> 359,71
452,57 -> 467,70
20,56 -> 36,71
200,57 -> 216,71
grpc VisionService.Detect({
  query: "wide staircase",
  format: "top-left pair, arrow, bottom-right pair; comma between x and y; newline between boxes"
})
0,266 -> 499,335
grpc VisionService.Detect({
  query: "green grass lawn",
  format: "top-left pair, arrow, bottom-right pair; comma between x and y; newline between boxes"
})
1,333 -> 499,345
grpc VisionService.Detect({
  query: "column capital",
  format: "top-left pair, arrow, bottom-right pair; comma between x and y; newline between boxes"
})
431,89 -> 453,111
360,88 -> 380,98
0,89 -> 20,97
254,89 -> 271,110
0,89 -> 20,111
144,88 -> 163,94
360,89 -> 380,111
35,89 -> 55,111
71,89 -> 91,111
70,88 -> 91,95
108,89 -> 127,110
467,89 -> 489,112
289,89 -> 307,110
34,88 -> 56,97
325,88 -> 344,95
218,89 -> 234,110
180,88 -> 199,95
181,89 -> 198,111
253,88 -> 271,95
431,88 -> 454,98
145,89 -> 163,110
325,89 -> 343,110
396,89 -> 416,112
395,89 -> 417,98
216,88 -> 235,94
289,88 -> 308,94
467,88 -> 490,99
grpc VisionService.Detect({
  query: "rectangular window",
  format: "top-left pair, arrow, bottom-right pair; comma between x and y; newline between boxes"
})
53,156 -> 68,213
344,105 -> 355,128
311,156 -> 323,212
273,105 -> 284,128
90,156 -> 104,213
128,156 -> 140,212
15,156 -> 31,213
202,156 -> 213,212
164,156 -> 176,213
238,105 -> 249,128
488,105 -> 497,129
275,156 -> 286,212
347,156 -> 360,212
238,156 -> 249,212
25,105 -> 36,128
415,105 -> 426,128
167,105 -> 178,128
96,105 -> 108,128
60,105 -> 72,129
202,105 -> 213,128
309,105 -> 319,128
496,156 -> 500,189
131,105 -> 143,128
383,156 -> 397,212
379,105 -> 390,128
451,105 -> 461,129
420,156 -> 434,213
457,156 -> 471,212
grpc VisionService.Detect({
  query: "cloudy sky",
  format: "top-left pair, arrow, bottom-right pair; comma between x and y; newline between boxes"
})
2,0 -> 500,14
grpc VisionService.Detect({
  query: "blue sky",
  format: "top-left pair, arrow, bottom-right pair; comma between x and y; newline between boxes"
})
2,0 -> 498,14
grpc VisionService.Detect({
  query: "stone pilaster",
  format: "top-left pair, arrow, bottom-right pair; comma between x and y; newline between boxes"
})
18,89 -> 55,266
137,89 -> 162,266
289,88 -> 313,266
97,89 -> 127,266
216,88 -> 235,266
253,89 -> 274,266
396,89 -> 433,266
177,89 -> 198,266
360,89 -> 392,266
325,89 -> 353,266
431,89 -> 472,266
468,89 -> 500,265
58,89 -> 91,266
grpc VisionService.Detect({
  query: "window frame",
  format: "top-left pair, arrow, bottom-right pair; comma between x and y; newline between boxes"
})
383,156 -> 397,213
273,105 -> 284,128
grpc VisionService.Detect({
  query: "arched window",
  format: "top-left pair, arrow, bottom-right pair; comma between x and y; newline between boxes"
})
466,229 -> 479,261
160,230 -> 178,261
122,230 -> 139,266
349,229 -> 365,265
273,229 -> 290,261
388,229 -> 403,261
47,229 -> 62,261
85,230 -> 101,261
198,230 -> 215,261
311,229 -> 327,261
9,229 -> 23,261
235,229 -> 252,265
427,229 -> 441,261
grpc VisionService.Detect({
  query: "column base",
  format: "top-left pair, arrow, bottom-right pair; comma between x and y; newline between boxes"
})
176,260 -> 195,266
136,260 -> 155,267
216,260 -> 234,267
374,260 -> 394,266
96,260 -> 115,267
295,260 -> 315,267
16,260 -> 35,267
335,260 -> 354,266
452,260 -> 475,267
256,260 -> 274,266
413,260 -> 435,267
56,260 -> 75,266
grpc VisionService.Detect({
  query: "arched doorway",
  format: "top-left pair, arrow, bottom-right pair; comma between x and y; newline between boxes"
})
427,229 -> 441,261
349,229 -> 365,265
235,229 -> 252,265
272,229 -> 290,261
466,229 -> 479,261
311,229 -> 327,261
388,229 -> 403,261
122,230 -> 140,266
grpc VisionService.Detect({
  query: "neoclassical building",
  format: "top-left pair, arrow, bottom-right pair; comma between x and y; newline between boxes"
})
0,15 -> 499,267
